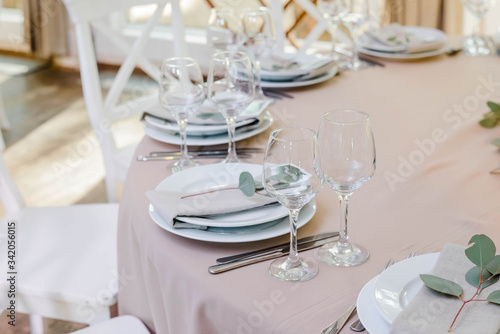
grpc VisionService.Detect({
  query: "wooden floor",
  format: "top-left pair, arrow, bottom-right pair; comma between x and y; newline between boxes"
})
0,63 -> 145,332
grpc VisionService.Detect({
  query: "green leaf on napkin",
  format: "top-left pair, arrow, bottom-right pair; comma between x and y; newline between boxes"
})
466,234 -> 496,268
420,274 -> 463,297
479,101 -> 500,129
479,117 -> 499,128
239,172 -> 256,197
486,255 -> 500,275
487,101 -> 500,112
465,266 -> 499,288
487,290 -> 500,305
491,138 -> 500,147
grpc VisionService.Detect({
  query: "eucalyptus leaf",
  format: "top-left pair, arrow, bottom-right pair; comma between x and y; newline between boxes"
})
465,266 -> 499,288
487,290 -> 500,305
479,117 -> 499,128
465,234 -> 496,268
487,101 -> 500,112
238,172 -> 256,197
486,255 -> 500,275
420,274 -> 463,297
491,138 -> 500,147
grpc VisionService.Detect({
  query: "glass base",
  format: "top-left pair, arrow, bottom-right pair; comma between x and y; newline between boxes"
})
318,241 -> 369,267
169,158 -> 198,174
269,256 -> 318,282
221,155 -> 241,164
462,36 -> 491,56
346,59 -> 370,71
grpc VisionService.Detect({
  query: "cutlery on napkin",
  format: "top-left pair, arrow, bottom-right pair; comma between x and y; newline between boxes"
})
146,186 -> 277,229
389,244 -> 500,334
365,24 -> 444,54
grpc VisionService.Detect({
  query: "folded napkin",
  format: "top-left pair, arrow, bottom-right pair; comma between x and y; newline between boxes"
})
146,99 -> 272,126
389,244 -> 500,334
368,24 -> 444,54
147,187 -> 277,229
260,52 -> 333,72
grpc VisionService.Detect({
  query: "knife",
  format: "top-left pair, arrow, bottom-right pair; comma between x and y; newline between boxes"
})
208,235 -> 338,274
321,301 -> 357,334
137,153 -> 251,161
150,147 -> 263,157
216,231 -> 339,264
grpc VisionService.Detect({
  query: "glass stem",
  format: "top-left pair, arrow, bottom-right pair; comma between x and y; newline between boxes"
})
178,118 -> 189,162
472,15 -> 480,41
288,209 -> 300,264
226,115 -> 238,161
338,194 -> 352,245
329,23 -> 337,57
254,58 -> 263,97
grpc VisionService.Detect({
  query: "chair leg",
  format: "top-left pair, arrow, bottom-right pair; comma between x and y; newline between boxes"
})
0,93 -> 10,130
29,314 -> 44,334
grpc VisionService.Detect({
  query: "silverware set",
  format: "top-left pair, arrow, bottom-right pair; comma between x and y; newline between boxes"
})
137,148 -> 264,161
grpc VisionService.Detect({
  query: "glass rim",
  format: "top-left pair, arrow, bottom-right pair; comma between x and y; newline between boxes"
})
161,57 -> 199,67
270,126 -> 317,142
321,109 -> 370,125
211,51 -> 250,63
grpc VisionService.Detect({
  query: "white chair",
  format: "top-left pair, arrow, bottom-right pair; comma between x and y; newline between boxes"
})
0,135 -> 119,333
63,0 -> 187,202
0,88 -> 10,130
70,315 -> 150,334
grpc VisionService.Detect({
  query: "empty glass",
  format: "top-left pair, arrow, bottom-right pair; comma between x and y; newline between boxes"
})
159,57 -> 205,173
206,51 -> 255,163
263,127 -> 323,281
317,0 -> 347,58
207,7 -> 242,52
317,110 -> 375,266
241,7 -> 275,100
461,0 -> 496,56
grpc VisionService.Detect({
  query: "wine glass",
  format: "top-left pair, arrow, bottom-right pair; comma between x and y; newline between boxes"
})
317,0 -> 348,58
317,110 -> 375,266
263,127 -> 323,281
207,7 -> 242,52
241,7 -> 275,100
461,0 -> 496,56
159,57 -> 205,173
206,51 -> 255,163
340,0 -> 372,70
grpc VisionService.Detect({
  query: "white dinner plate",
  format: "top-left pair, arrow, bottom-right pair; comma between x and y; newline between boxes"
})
261,68 -> 337,89
373,253 -> 440,324
356,26 -> 446,54
357,253 -> 439,334
261,53 -> 334,81
144,110 -> 273,146
357,45 -> 447,60
153,164 -> 288,228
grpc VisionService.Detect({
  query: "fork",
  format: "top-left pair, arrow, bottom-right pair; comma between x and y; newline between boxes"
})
349,252 -> 418,332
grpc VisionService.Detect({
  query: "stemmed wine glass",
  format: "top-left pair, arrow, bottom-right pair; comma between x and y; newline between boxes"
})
317,110 -> 375,266
461,0 -> 496,56
207,7 -> 242,52
263,127 -> 323,281
159,57 -> 205,173
207,51 -> 255,163
317,0 -> 348,58
241,7 -> 275,100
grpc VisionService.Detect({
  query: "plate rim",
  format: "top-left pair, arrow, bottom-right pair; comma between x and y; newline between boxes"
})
373,253 -> 440,323
143,110 -> 273,146
261,68 -> 337,88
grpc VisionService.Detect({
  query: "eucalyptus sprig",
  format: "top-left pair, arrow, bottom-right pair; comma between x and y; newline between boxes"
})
479,102 -> 500,129
420,234 -> 500,332
180,172 -> 263,199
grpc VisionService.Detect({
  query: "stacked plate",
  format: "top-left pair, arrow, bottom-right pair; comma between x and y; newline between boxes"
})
260,52 -> 338,88
148,164 -> 317,243
356,253 -> 440,333
142,100 -> 273,146
357,25 -> 448,60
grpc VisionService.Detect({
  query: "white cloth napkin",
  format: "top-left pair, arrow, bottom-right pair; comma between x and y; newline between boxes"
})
368,23 -> 444,54
389,244 -> 500,334
147,187 -> 277,229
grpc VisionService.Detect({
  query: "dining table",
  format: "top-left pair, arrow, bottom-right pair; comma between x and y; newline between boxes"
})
117,46 -> 500,334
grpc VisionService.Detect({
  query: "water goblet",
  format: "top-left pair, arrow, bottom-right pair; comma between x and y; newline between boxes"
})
317,110 -> 375,266
159,57 -> 205,173
263,127 -> 323,281
461,0 -> 496,56
207,7 -> 243,52
241,7 -> 275,100
206,51 -> 255,163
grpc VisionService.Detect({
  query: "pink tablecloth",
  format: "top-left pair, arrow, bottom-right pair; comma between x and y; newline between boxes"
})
118,53 -> 500,334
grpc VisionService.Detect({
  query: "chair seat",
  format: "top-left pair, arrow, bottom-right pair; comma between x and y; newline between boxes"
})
71,315 -> 150,334
0,204 -> 118,321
